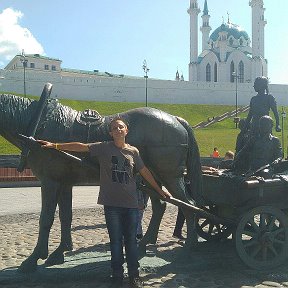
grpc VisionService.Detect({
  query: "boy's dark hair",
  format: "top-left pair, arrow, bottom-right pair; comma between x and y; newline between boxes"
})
109,116 -> 128,132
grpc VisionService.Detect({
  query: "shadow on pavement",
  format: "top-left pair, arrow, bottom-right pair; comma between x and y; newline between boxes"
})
2,239 -> 288,287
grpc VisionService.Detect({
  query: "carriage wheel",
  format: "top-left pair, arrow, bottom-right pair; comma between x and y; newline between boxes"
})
195,206 -> 233,241
236,206 -> 288,269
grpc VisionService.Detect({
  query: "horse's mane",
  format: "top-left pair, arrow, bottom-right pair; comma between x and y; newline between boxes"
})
39,98 -> 110,143
0,94 -> 80,139
0,94 -> 36,133
0,93 -> 109,143
38,99 -> 79,141
45,99 -> 77,123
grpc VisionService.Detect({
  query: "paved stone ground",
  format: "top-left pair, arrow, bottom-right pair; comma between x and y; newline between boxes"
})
2,204 -> 288,287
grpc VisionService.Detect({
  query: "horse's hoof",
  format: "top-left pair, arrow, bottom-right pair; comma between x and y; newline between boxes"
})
44,252 -> 64,266
18,257 -> 38,273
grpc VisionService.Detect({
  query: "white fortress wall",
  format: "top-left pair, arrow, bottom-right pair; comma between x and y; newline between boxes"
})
0,68 -> 287,106
269,84 -> 288,108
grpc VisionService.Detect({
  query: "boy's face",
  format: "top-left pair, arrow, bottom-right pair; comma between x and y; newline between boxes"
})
109,120 -> 128,139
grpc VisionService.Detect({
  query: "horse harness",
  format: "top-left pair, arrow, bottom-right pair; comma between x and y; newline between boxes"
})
74,109 -> 104,142
17,83 -> 105,171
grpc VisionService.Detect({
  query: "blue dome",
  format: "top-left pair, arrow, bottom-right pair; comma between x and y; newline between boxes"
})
210,23 -> 250,42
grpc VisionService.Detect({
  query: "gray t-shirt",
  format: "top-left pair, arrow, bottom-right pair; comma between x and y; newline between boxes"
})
89,141 -> 145,208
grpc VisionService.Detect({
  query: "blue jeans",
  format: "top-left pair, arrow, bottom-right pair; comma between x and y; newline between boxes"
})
104,206 -> 139,278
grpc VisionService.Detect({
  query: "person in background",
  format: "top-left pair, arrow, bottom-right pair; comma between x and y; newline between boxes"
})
218,150 -> 234,169
202,151 -> 234,172
38,117 -> 171,288
211,147 -> 220,158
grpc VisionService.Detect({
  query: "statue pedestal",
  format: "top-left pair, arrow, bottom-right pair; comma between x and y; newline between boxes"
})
0,250 -> 171,286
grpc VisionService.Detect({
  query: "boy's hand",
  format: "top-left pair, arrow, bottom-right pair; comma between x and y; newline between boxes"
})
159,190 -> 172,199
37,140 -> 55,149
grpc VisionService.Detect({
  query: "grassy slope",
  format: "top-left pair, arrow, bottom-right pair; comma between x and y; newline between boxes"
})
1,95 -> 285,157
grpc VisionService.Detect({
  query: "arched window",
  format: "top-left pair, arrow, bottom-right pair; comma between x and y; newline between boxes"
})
238,61 -> 244,83
230,61 -> 235,82
229,38 -> 233,46
206,63 -> 211,82
214,63 -> 217,82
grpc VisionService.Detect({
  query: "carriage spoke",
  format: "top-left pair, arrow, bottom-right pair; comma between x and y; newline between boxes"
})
261,246 -> 268,261
215,224 -> 221,233
208,224 -> 214,234
243,239 -> 258,248
268,245 -> 279,257
242,229 -> 257,238
273,238 -> 285,245
271,227 -> 285,237
200,219 -> 209,229
259,214 -> 267,229
249,218 -> 260,232
251,244 -> 261,257
267,216 -> 277,231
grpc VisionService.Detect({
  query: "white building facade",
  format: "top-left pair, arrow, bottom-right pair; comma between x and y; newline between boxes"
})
0,0 -> 287,106
188,0 -> 267,83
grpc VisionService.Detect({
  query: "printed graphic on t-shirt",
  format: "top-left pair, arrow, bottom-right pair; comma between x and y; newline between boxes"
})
111,155 -> 133,184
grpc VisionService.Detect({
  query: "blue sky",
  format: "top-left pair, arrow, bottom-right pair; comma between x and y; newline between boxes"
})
0,0 -> 287,84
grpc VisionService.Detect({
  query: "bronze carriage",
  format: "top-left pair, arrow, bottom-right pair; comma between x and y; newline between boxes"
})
196,168 -> 288,270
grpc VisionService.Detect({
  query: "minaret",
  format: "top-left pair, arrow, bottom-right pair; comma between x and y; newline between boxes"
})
200,0 -> 212,51
187,0 -> 200,81
249,0 -> 267,78
250,0 -> 266,58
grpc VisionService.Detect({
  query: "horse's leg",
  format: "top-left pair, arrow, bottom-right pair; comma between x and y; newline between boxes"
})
19,179 -> 59,272
45,184 -> 73,266
164,177 -> 198,249
181,207 -> 198,249
138,195 -> 166,255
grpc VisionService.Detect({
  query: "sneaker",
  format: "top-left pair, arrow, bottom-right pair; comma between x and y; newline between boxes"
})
109,276 -> 123,287
129,276 -> 144,288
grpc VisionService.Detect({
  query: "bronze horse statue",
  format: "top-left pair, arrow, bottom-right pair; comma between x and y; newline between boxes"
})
0,86 -> 202,272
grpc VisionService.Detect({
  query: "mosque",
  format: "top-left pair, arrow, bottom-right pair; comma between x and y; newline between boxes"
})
188,0 -> 266,83
0,0 -> 287,105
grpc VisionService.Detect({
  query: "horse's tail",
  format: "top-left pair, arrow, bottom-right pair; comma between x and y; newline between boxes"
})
176,116 -> 203,206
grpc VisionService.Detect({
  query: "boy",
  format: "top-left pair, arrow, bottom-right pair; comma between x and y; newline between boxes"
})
38,117 -> 171,288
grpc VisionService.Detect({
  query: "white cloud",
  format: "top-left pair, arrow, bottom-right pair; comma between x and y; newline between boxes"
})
0,8 -> 45,67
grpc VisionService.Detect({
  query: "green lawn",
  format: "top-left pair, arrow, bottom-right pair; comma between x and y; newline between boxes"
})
1,95 -> 286,157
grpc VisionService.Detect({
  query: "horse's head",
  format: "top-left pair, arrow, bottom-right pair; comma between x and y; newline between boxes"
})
0,94 -> 37,148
